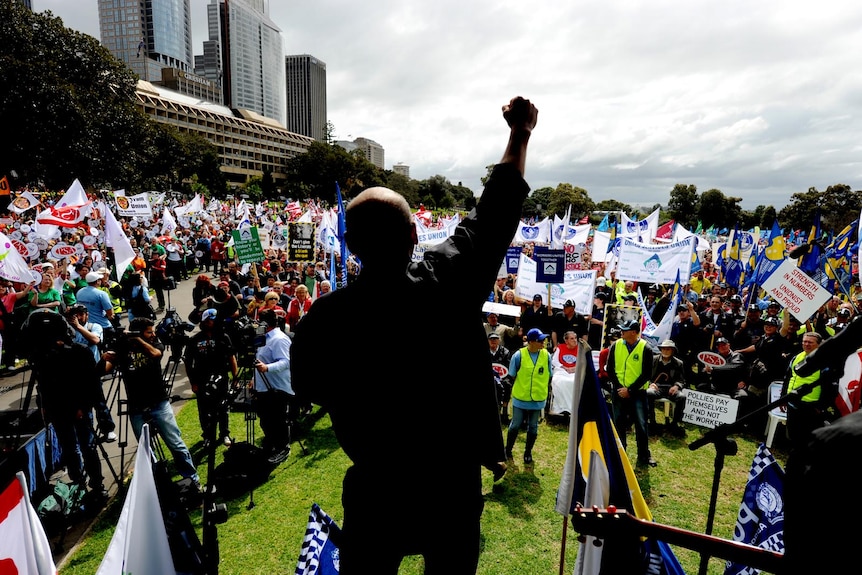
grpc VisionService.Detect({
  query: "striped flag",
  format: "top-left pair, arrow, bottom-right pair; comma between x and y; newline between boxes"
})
556,346 -> 684,574
295,503 -> 341,575
724,444 -> 785,575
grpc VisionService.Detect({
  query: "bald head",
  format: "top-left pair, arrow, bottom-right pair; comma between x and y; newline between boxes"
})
345,187 -> 416,266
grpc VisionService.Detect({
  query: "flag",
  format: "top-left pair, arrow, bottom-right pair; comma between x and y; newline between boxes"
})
606,215 -> 617,254
655,219 -> 675,243
822,219 -> 857,294
104,207 -> 136,282
798,210 -> 822,275
7,191 -> 42,215
578,214 -> 590,225
0,231 -> 39,283
0,176 -> 10,196
553,205 -> 573,249
597,213 -> 610,232
756,220 -> 786,285
555,346 -> 684,573
0,472 -> 57,575
742,246 -> 760,290
724,444 -> 785,575
694,220 -> 703,234
160,206 -> 177,236
96,424 -> 174,575
335,182 -> 349,290
859,208 -> 862,289
294,503 -> 341,575
643,270 -> 681,346
724,224 -> 744,288
836,351 -> 862,416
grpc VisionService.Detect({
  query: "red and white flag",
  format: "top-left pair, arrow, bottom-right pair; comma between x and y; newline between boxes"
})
0,472 -> 58,575
836,351 -> 862,416
655,219 -> 676,243
35,178 -> 93,228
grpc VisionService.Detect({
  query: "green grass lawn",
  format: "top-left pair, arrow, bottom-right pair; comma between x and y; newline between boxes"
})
60,402 -> 788,575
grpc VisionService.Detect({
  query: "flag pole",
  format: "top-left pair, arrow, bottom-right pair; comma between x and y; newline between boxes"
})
558,515 -> 568,575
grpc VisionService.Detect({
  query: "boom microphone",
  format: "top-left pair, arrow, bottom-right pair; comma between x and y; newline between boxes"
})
793,315 -> 862,377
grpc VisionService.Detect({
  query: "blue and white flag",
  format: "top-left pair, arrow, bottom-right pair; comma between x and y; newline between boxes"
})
724,444 -> 785,575
295,503 -> 341,575
513,217 -> 551,244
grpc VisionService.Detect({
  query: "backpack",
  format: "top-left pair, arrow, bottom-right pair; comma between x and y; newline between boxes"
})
36,480 -> 87,536
211,442 -> 274,499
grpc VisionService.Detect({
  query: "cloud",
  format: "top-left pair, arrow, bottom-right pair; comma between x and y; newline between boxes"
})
32,0 -> 862,210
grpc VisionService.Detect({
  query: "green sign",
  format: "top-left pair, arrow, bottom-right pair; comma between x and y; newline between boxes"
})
231,226 -> 266,264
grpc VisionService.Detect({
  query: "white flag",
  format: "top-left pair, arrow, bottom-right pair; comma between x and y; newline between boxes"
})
103,208 -> 136,282
0,472 -> 57,575
96,424 -> 175,575
0,232 -> 38,283
160,207 -> 177,237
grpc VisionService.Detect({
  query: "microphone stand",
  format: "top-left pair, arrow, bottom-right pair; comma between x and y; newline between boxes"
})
687,381 -> 818,575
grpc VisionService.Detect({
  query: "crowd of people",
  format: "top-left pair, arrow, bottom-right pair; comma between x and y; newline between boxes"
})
2,95 -> 861,573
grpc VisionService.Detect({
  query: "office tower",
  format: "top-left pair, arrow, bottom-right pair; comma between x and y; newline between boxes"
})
284,54 -> 327,141
393,164 -> 410,178
202,0 -> 285,126
353,137 -> 385,169
97,0 -> 193,83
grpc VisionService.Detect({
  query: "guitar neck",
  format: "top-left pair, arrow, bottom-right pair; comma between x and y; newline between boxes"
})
572,508 -> 784,573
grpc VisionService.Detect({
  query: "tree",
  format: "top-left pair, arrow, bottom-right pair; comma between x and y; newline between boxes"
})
522,186 -> 552,219
697,189 -> 742,229
595,199 -> 632,215
417,175 -> 455,210
548,183 -> 595,220
779,184 -> 862,233
667,184 -> 699,229
0,2 -> 156,190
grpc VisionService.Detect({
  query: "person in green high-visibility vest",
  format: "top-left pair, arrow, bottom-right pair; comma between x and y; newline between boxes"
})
608,318 -> 656,467
781,331 -> 832,454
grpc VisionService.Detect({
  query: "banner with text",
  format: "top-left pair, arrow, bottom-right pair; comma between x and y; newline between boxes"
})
617,236 -> 695,285
761,259 -> 830,322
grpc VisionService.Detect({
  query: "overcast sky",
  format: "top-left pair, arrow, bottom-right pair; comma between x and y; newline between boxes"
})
33,0 -> 862,211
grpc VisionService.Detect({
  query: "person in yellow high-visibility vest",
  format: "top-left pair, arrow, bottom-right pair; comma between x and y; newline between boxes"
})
782,331 -> 831,454
607,319 -> 656,466
506,328 -> 553,465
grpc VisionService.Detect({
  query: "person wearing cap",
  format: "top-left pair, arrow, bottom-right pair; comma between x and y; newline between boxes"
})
74,270 -> 115,330
102,317 -> 201,491
506,328 -> 553,464
521,293 -> 551,339
727,294 -> 745,334
615,280 -> 637,306
588,291 -> 609,349
488,332 -> 513,425
689,268 -> 712,296
696,337 -> 747,397
484,311 -> 519,343
733,302 -> 765,349
607,319 -> 655,466
66,303 -> 118,443
828,305 -> 853,333
291,96 -> 537,572
671,300 -> 701,382
550,299 -> 588,348
184,307 -> 238,448
647,340 -> 687,437
699,295 -> 733,350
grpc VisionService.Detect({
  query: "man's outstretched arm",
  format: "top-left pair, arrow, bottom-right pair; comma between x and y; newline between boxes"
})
500,96 -> 538,177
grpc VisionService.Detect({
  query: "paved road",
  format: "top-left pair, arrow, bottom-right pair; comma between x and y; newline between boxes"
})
0,271 -> 206,567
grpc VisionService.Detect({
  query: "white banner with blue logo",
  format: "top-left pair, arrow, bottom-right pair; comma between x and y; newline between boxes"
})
617,236 -> 695,285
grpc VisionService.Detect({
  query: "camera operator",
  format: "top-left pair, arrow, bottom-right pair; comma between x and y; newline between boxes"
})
184,308 -> 238,448
65,304 -> 117,443
102,317 -> 201,490
253,309 -> 294,465
26,311 -> 108,501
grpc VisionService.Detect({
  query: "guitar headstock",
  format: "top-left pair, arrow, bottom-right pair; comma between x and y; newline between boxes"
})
571,505 -> 638,539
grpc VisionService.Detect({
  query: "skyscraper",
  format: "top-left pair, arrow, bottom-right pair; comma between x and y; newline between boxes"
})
97,0 -> 193,83
201,0 -> 286,126
284,54 -> 327,141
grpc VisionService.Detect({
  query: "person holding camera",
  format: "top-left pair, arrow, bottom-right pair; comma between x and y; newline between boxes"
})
253,309 -> 294,465
184,308 -> 238,447
102,317 -> 201,490
26,311 -> 109,502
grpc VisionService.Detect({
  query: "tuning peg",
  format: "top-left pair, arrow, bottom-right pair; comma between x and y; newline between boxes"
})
592,538 -> 603,548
